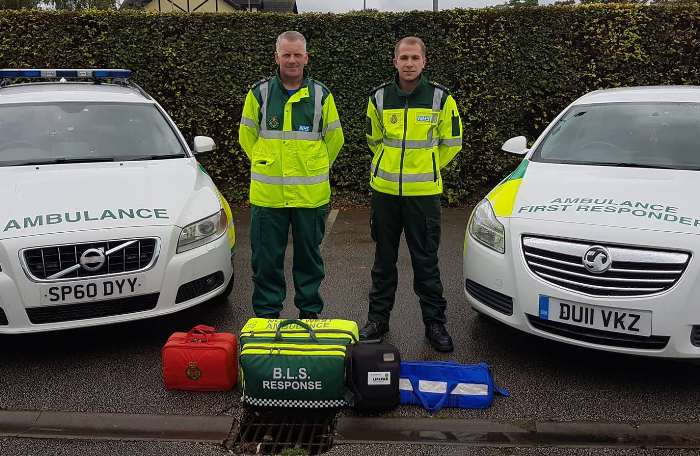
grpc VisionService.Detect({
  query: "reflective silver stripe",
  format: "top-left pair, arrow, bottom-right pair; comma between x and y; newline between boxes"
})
367,138 -> 382,146
259,130 -> 322,141
376,88 -> 384,120
251,172 -> 329,185
432,113 -> 438,123
260,81 -> 269,131
383,137 -> 439,149
240,116 -> 257,129
370,164 -> 434,183
313,84 -> 323,133
323,119 -> 341,137
432,87 -> 443,112
440,138 -> 462,147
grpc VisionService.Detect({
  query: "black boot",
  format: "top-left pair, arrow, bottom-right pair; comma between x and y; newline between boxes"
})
299,311 -> 318,319
425,322 -> 454,352
359,320 -> 389,341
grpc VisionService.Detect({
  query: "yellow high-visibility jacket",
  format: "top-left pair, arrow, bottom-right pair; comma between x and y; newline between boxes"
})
366,75 -> 463,196
239,72 -> 344,208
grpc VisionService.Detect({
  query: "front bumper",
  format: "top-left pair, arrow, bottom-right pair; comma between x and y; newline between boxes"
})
463,217 -> 700,358
0,225 -> 233,333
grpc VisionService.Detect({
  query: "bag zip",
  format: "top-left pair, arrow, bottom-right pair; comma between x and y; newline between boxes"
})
241,345 -> 346,354
242,329 -> 358,343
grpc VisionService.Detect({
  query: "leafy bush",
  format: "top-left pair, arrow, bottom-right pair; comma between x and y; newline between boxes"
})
2,5 -> 700,204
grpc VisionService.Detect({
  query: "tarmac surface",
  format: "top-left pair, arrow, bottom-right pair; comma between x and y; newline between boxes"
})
2,207 -> 700,453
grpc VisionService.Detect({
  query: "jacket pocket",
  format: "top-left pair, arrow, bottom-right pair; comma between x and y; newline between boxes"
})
307,155 -> 329,172
431,152 -> 438,182
426,217 -> 441,254
373,149 -> 386,178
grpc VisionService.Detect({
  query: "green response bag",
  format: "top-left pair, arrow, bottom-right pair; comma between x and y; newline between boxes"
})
240,319 -> 358,408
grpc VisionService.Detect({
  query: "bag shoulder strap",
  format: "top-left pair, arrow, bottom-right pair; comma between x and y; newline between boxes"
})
342,344 -> 363,406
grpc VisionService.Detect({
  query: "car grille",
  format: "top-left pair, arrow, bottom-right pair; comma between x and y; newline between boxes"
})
26,293 -> 160,324
465,279 -> 514,316
22,238 -> 159,282
522,236 -> 689,297
527,315 -> 669,350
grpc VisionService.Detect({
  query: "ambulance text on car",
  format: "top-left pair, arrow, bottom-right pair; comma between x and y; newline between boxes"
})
464,86 -> 700,358
0,69 -> 235,333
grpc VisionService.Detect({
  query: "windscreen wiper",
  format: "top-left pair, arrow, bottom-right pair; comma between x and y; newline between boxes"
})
4,156 -> 116,167
121,154 -> 187,161
588,161 -> 690,170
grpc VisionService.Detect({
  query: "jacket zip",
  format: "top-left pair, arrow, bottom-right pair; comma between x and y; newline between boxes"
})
242,329 -> 358,343
432,152 -> 438,182
373,150 -> 386,178
399,96 -> 409,196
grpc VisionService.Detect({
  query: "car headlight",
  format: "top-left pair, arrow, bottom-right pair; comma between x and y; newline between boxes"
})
177,209 -> 227,253
468,199 -> 505,254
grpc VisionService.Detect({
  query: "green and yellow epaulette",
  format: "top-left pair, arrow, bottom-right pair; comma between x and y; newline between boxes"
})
368,81 -> 391,96
250,76 -> 272,90
428,80 -> 451,94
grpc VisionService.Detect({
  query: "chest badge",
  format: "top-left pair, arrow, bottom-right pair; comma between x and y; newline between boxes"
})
268,115 -> 280,130
390,114 -> 398,124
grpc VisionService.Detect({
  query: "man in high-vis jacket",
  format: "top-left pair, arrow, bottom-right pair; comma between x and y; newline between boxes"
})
238,31 -> 344,319
359,37 -> 463,352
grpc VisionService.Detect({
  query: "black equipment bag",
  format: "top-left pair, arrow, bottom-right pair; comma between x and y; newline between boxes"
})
343,342 -> 401,413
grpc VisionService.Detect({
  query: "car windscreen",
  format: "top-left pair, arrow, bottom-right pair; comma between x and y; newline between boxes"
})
530,102 -> 700,170
0,102 -> 186,166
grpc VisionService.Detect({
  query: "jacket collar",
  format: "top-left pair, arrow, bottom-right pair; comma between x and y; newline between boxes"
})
392,73 -> 428,97
273,68 -> 310,93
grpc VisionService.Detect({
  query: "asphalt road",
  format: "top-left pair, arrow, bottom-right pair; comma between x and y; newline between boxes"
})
1,207 -> 700,424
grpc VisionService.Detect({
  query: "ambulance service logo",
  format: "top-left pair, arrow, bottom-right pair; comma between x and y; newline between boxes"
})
268,115 -> 280,129
390,114 -> 398,124
186,362 -> 202,381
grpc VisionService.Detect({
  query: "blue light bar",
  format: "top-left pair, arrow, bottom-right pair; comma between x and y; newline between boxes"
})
0,69 -> 132,79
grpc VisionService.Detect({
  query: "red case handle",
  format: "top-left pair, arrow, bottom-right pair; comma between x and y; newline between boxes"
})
185,325 -> 216,343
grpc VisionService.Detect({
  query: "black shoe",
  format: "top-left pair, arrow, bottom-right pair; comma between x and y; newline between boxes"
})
425,322 -> 454,352
299,311 -> 318,319
359,320 -> 389,341
259,313 -> 280,319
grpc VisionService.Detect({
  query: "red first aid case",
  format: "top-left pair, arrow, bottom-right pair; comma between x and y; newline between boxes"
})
162,325 -> 238,391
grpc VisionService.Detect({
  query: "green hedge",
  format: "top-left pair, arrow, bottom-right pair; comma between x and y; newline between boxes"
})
2,5 -> 700,204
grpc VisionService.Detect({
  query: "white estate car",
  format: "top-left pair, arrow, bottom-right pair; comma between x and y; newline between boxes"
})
464,86 -> 700,359
0,69 -> 235,333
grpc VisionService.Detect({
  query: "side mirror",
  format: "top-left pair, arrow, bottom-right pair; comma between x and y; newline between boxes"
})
193,136 -> 217,155
501,136 -> 529,155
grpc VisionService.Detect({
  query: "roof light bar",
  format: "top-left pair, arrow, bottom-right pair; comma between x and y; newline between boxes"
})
0,69 -> 132,79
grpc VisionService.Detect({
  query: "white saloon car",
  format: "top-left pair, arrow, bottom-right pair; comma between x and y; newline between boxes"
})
464,86 -> 700,358
0,69 -> 235,333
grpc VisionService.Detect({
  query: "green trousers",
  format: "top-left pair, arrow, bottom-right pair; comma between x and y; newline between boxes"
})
250,204 -> 327,317
368,190 -> 447,325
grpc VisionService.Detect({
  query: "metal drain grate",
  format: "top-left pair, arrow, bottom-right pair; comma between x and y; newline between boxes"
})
229,410 -> 336,455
